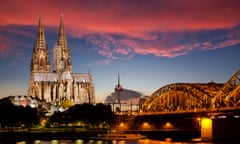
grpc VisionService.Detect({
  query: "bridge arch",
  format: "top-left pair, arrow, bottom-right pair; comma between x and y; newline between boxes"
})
214,70 -> 240,107
141,83 -> 220,112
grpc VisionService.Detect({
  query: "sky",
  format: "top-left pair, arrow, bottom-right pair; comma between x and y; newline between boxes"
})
0,0 -> 240,102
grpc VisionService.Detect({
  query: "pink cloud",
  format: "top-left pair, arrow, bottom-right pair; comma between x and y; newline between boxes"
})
1,0 -> 240,59
0,27 -> 33,61
1,0 -> 240,33
2,26 -> 34,38
83,27 -> 240,59
205,39 -> 240,50
0,35 -> 14,58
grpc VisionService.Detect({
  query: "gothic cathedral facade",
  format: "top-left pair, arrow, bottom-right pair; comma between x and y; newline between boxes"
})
28,13 -> 95,104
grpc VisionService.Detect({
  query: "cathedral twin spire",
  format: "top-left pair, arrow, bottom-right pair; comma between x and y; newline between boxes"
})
31,12 -> 50,72
35,12 -> 47,50
58,14 -> 68,48
54,13 -> 72,72
31,12 -> 72,73
28,12 -> 95,103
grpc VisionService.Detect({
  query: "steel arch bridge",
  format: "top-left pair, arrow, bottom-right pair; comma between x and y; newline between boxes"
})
141,70 -> 240,112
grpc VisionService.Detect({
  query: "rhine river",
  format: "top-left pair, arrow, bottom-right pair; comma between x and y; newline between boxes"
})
14,139 -> 215,144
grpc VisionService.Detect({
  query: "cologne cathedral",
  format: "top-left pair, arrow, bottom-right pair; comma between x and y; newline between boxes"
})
28,13 -> 95,105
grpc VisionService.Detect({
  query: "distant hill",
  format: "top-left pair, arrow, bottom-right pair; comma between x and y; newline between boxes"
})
104,89 -> 144,104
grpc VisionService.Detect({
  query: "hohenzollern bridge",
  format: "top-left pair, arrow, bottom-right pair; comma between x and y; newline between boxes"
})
117,70 -> 240,141
141,70 -> 240,113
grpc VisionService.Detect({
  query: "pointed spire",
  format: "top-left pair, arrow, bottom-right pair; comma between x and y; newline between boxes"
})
53,13 -> 72,72
115,72 -> 123,104
35,11 -> 47,49
118,72 -> 120,86
30,11 -> 50,74
57,13 -> 68,48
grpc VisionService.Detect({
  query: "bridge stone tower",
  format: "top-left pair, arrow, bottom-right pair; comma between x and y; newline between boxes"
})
28,12 -> 95,105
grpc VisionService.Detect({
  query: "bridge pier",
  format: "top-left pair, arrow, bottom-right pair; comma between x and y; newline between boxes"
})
200,116 -> 240,142
201,117 -> 212,141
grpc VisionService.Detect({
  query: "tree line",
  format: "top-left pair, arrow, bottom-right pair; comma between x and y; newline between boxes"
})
0,97 -> 115,129
48,103 -> 115,128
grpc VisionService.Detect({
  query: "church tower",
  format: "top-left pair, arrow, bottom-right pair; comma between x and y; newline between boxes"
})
28,12 -> 51,96
30,12 -> 51,72
53,14 -> 72,73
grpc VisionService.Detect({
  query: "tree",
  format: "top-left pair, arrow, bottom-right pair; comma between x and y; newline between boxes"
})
48,103 -> 115,128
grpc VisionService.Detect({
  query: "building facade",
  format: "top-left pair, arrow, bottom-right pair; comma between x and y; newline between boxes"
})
28,13 -> 95,104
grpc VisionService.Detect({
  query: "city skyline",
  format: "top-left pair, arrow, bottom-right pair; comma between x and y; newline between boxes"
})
1,0 -> 240,102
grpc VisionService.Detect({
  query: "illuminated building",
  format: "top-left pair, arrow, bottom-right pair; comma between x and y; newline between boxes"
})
28,12 -> 95,104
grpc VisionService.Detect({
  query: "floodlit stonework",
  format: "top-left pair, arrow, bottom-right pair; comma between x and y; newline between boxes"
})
28,13 -> 95,105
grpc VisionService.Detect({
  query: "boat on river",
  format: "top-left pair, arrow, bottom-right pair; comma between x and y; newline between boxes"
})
92,132 -> 146,141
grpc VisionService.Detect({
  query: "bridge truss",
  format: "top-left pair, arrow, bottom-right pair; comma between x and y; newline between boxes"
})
141,70 -> 240,112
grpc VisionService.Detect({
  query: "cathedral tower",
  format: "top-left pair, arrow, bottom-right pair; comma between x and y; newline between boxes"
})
31,12 -> 51,72
28,12 -> 51,96
53,14 -> 72,73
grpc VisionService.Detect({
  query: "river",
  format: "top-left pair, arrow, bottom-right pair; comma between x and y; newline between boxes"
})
15,139 -> 213,144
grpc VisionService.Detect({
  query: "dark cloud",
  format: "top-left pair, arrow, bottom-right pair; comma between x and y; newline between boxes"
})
104,89 -> 143,104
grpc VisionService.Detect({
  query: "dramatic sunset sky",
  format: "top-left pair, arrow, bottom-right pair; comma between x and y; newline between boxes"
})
1,0 -> 240,102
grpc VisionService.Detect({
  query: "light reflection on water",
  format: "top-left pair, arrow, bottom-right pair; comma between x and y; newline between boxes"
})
15,139 -> 213,144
